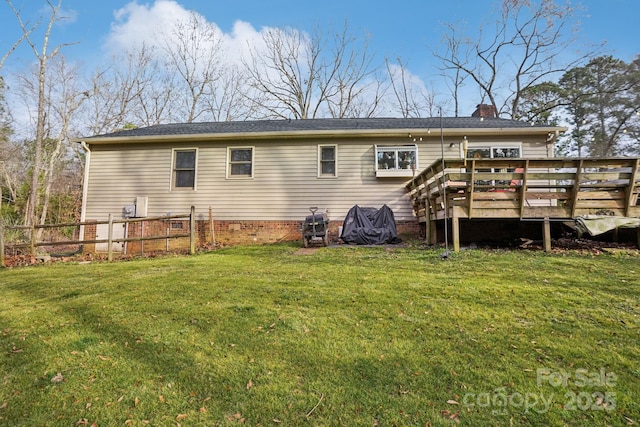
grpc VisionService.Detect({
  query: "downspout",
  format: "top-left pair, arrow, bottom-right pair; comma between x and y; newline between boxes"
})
79,141 -> 91,241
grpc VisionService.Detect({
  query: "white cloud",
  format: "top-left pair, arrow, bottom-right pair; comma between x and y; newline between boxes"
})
224,20 -> 266,63
106,0 -> 194,53
100,1 -> 436,119
106,1 -> 274,66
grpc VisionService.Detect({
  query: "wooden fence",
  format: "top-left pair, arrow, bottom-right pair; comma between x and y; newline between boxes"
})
0,206 -> 195,267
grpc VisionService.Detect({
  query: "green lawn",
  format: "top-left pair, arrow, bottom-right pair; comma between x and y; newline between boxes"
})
1,244 -> 639,426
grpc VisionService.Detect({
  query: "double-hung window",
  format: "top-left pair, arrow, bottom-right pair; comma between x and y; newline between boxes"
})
172,149 -> 197,190
375,145 -> 417,177
318,145 -> 337,178
227,147 -> 254,178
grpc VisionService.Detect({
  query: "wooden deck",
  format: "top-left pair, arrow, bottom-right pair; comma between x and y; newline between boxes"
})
406,157 -> 640,251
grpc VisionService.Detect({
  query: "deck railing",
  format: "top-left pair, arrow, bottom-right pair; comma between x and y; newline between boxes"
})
406,157 -> 640,222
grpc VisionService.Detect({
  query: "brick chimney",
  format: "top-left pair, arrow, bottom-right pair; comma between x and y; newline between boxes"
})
472,104 -> 497,118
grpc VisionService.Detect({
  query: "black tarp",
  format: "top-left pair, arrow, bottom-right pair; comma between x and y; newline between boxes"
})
340,204 -> 402,245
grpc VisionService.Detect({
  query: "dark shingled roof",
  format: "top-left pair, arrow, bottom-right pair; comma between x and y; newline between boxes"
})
85,117 -> 559,139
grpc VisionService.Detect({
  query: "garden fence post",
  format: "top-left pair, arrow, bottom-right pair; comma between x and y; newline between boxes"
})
209,206 -> 215,246
30,225 -> 36,258
190,206 -> 195,255
107,214 -> 113,262
0,219 -> 5,268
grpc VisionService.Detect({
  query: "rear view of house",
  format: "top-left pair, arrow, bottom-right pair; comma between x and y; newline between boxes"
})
75,112 -> 565,250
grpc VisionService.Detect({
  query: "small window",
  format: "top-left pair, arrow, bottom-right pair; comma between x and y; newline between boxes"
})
318,145 -> 337,178
467,144 -> 521,189
467,145 -> 521,160
227,147 -> 253,178
375,145 -> 417,177
172,149 -> 197,190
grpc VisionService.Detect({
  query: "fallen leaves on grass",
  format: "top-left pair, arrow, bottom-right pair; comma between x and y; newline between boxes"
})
226,413 -> 245,423
440,409 -> 460,423
51,373 -> 64,383
176,413 -> 188,421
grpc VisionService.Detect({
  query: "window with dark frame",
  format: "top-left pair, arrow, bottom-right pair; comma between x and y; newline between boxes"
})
172,149 -> 196,189
228,147 -> 253,178
319,145 -> 337,177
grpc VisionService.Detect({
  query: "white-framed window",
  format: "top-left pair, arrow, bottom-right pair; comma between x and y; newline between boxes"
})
227,146 -> 254,179
467,145 -> 521,160
467,144 -> 521,188
375,145 -> 417,177
318,144 -> 338,178
171,148 -> 197,190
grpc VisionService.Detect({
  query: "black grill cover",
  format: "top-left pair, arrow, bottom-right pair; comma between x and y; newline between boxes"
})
340,205 -> 402,245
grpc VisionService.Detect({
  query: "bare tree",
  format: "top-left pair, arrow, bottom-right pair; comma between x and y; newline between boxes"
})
243,26 -> 318,119
159,11 -> 225,123
7,0 -> 76,226
84,44 -> 174,134
1,0 -> 37,71
202,64 -> 256,121
39,57 -> 87,228
386,57 -> 438,118
16,55 -> 88,233
323,24 -> 383,118
434,0 -> 594,119
243,22 -> 381,119
0,78 -> 18,213
435,24 -> 470,117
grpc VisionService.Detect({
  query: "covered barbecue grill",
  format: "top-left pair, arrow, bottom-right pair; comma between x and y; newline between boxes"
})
340,204 -> 401,245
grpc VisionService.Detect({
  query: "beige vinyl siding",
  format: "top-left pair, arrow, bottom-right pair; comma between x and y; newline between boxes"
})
84,134 -> 553,223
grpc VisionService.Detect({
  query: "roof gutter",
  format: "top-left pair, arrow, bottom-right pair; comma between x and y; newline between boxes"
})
73,126 -> 567,145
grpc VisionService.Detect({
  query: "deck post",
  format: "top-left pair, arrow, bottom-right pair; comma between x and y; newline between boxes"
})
424,203 -> 431,244
452,208 -> 460,253
429,220 -> 438,245
543,217 -> 552,252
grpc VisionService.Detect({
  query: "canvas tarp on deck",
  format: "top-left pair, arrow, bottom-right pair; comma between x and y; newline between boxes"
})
340,205 -> 402,245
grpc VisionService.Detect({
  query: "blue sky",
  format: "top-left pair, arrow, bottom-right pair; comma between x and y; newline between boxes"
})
1,0 -> 638,116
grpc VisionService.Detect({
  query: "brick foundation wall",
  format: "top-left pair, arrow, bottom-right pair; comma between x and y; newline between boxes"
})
212,219 -> 420,246
83,221 -> 97,253
125,219 -> 193,253
83,218 -> 421,253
